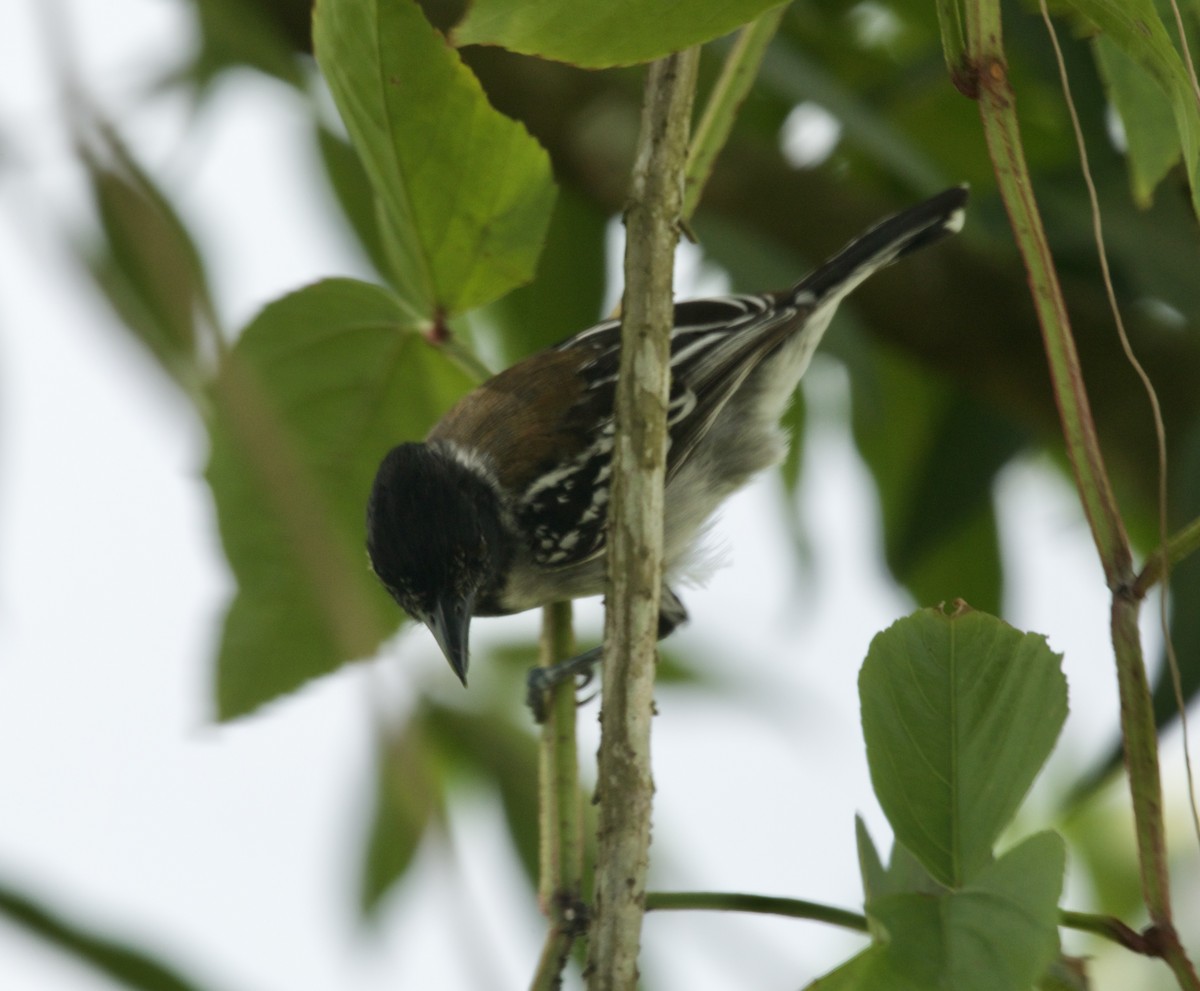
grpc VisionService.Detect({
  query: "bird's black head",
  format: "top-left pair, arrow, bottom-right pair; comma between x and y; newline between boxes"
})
366,442 -> 512,685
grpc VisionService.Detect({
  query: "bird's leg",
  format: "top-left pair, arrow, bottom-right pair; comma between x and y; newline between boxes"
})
526,587 -> 688,721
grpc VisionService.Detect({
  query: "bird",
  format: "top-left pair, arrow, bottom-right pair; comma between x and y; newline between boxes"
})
366,186 -> 967,706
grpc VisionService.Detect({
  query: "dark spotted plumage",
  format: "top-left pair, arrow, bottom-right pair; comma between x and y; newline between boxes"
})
366,187 -> 968,689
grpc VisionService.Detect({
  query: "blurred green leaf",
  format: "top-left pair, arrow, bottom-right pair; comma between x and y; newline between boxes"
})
313,0 -> 556,317
0,879 -> 236,991
78,123 -> 213,396
207,279 -> 476,718
361,714 -> 443,915
694,212 -> 808,294
860,606 -> 1067,887
1059,789 -> 1144,921
852,353 -> 1026,615
186,0 -> 306,89
454,0 -> 789,69
1093,34 -> 1182,208
423,704 -> 544,883
901,507 -> 1003,615
1059,0 -> 1200,216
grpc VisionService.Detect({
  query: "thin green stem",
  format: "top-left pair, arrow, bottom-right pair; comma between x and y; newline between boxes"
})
683,6 -> 786,221
1134,513 -> 1200,598
645,891 -> 868,932
531,601 -> 584,991
647,892 -> 1164,955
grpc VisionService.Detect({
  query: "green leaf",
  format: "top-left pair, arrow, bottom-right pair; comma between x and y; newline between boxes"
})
313,0 -> 556,316
78,123 -> 213,396
1093,34 -> 1182,207
0,878 -> 233,991
1058,0 -> 1200,216
314,123 -> 394,282
808,833 -> 1065,991
361,715 -> 442,915
859,606 -> 1067,887
454,0 -> 789,68
870,833 -> 1065,991
207,279 -> 477,718
481,185 -> 609,363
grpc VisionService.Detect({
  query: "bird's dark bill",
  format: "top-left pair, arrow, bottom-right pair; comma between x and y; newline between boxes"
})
428,594 -> 473,686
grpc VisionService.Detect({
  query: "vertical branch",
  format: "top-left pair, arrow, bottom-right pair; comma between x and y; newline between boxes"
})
586,49 -> 699,991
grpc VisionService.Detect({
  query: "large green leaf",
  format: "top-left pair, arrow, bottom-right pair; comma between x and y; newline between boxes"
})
454,0 -> 789,68
207,279 -> 477,718
481,185 -> 609,363
859,606 -> 1067,887
0,879 -> 235,991
313,0 -> 556,316
809,833 -> 1064,991
1059,0 -> 1200,216
314,123 -> 394,283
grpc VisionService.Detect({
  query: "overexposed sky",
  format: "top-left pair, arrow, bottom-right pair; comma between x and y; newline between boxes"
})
0,2 -> 1193,990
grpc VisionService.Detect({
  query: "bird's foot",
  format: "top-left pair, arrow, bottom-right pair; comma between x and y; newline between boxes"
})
526,646 -> 603,722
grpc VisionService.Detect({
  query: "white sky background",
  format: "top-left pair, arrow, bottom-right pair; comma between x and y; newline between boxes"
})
0,1 -> 1195,989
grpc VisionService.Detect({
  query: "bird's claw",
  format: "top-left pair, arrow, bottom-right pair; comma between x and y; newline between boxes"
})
525,646 -> 604,721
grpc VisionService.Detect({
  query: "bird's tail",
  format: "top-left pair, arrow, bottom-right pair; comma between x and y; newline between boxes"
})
791,185 -> 968,305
